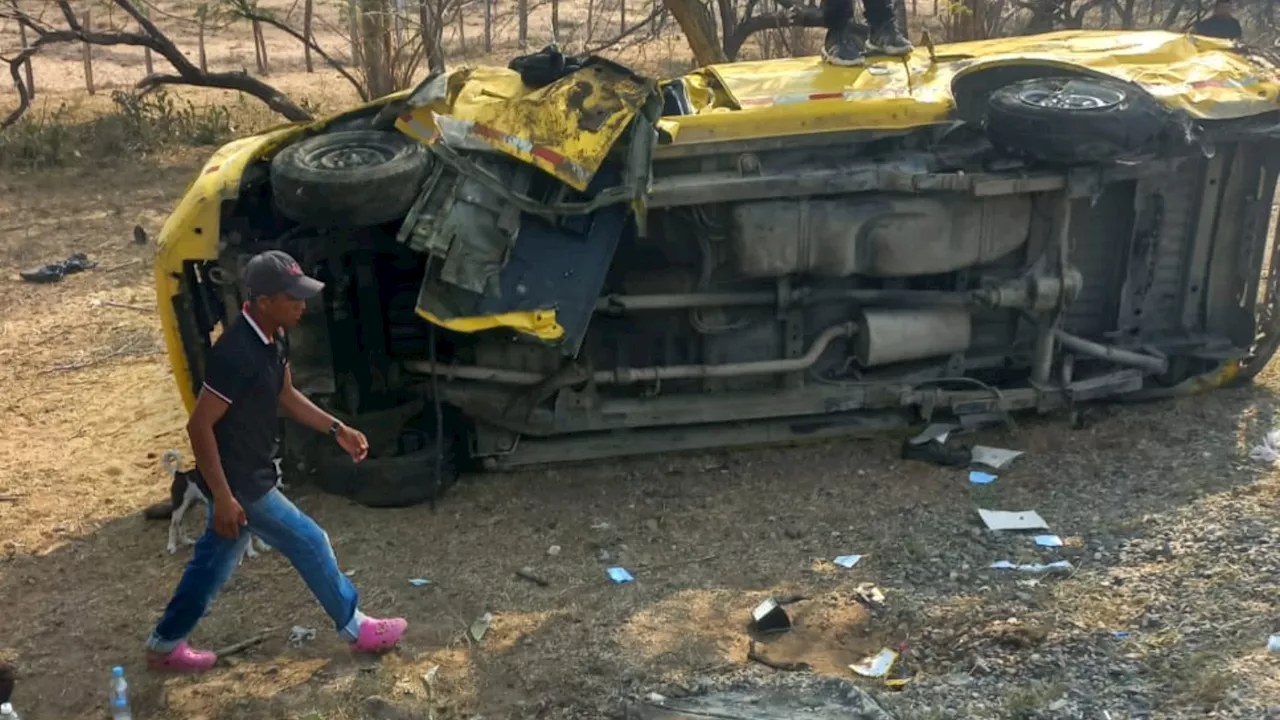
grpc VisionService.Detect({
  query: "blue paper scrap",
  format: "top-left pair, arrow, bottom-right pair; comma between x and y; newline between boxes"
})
1034,535 -> 1064,547
408,578 -> 432,587
834,554 -> 863,569
607,567 -> 634,583
1112,631 -> 1132,640
969,471 -> 998,485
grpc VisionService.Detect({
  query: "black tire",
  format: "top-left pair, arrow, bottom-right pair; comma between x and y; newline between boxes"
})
985,76 -> 1169,165
270,129 -> 429,227
313,414 -> 460,508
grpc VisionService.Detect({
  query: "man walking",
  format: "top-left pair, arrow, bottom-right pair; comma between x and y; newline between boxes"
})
146,250 -> 406,673
1192,0 -> 1243,40
821,0 -> 913,66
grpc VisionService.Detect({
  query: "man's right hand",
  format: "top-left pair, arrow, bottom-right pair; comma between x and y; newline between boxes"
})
212,495 -> 247,539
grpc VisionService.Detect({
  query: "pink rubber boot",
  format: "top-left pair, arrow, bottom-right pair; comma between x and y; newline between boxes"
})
350,617 -> 408,654
147,641 -> 218,673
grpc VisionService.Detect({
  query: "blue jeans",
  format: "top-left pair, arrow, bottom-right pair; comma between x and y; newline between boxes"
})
147,489 -> 364,652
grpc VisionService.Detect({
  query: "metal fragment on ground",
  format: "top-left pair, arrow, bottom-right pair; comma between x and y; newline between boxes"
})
850,648 -> 899,678
834,554 -> 863,568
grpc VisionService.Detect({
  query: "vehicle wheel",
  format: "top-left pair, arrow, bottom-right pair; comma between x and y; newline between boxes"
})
271,129 -> 429,227
985,77 -> 1168,165
312,412 -> 461,508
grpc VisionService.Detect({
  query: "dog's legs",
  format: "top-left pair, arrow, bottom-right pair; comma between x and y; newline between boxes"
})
168,490 -> 200,554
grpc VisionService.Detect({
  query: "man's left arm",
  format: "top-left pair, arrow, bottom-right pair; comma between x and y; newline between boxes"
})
279,365 -> 369,462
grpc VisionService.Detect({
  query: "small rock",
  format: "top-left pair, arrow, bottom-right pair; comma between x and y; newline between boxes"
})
547,544 -> 562,556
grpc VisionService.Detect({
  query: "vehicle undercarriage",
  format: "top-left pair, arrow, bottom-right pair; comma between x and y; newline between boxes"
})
164,57 -> 1280,506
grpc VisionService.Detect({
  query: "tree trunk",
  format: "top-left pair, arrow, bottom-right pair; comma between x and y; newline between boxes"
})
662,0 -> 727,66
419,0 -> 446,73
620,0 -> 626,34
485,0 -> 493,50
518,0 -> 529,48
82,9 -> 95,95
18,21 -> 35,97
304,0 -> 314,71
348,0 -> 364,66
361,0 -> 393,97
457,6 -> 467,56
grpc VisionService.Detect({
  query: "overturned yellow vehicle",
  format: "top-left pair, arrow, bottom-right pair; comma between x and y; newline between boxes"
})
157,30 -> 1280,506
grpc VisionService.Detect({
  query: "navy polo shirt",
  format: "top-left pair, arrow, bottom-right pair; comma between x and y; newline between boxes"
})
199,311 -> 288,502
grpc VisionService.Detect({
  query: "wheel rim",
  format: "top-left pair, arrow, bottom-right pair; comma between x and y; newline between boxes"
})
304,143 -> 395,170
1017,81 -> 1125,111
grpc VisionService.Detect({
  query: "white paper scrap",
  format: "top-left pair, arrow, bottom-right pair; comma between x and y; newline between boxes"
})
978,509 -> 1049,531
971,446 -> 1024,469
908,423 -> 956,446
850,648 -> 899,677
834,554 -> 863,569
990,560 -> 1072,573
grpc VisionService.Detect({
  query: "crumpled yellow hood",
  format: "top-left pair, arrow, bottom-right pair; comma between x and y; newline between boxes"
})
669,30 -> 1280,144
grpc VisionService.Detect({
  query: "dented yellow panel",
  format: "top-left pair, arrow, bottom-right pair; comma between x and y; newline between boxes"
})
667,30 -> 1280,145
398,62 -> 658,191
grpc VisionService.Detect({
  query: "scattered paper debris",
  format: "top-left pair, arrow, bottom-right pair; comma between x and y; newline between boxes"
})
1250,430 -> 1280,464
547,544 -> 562,556
971,446 -> 1024,469
850,648 -> 899,678
909,423 -> 955,445
591,521 -> 613,531
834,554 -> 863,569
1034,535 -> 1064,547
607,567 -> 634,583
469,612 -> 493,642
288,625 -> 317,647
422,665 -> 440,698
979,509 -> 1049,531
343,569 -> 356,577
1112,631 -> 1132,640
1268,634 -> 1280,653
408,578 -> 432,587
969,470 -> 997,485
990,560 -> 1072,573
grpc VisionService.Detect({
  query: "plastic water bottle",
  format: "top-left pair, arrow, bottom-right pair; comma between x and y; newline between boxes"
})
109,666 -> 132,720
0,702 -> 21,720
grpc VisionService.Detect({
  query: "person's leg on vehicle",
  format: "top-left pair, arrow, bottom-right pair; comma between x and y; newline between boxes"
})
821,0 -> 864,66
243,488 -> 406,652
862,0 -> 912,56
146,514 -> 253,673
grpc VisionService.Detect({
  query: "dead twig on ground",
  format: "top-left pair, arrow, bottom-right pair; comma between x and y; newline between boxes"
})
636,553 -> 718,571
515,567 -> 550,587
97,300 -> 153,313
0,494 -> 21,502
747,640 -> 811,672
41,338 -> 145,374
103,259 -> 142,273
214,627 -> 282,661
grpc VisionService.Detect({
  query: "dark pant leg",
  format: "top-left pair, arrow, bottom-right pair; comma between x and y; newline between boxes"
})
822,0 -> 855,30
147,512 -> 252,651
862,0 -> 896,27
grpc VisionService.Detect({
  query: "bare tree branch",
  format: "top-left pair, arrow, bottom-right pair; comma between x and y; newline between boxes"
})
1,0 -> 313,132
222,0 -> 370,100
586,6 -> 663,53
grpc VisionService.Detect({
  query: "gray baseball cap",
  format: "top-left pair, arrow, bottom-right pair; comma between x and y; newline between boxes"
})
243,250 -> 324,300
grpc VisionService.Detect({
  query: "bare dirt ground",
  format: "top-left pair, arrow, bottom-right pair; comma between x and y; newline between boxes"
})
3,5 -> 1280,719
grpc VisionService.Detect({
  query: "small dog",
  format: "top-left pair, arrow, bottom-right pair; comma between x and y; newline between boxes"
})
164,450 -> 280,563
